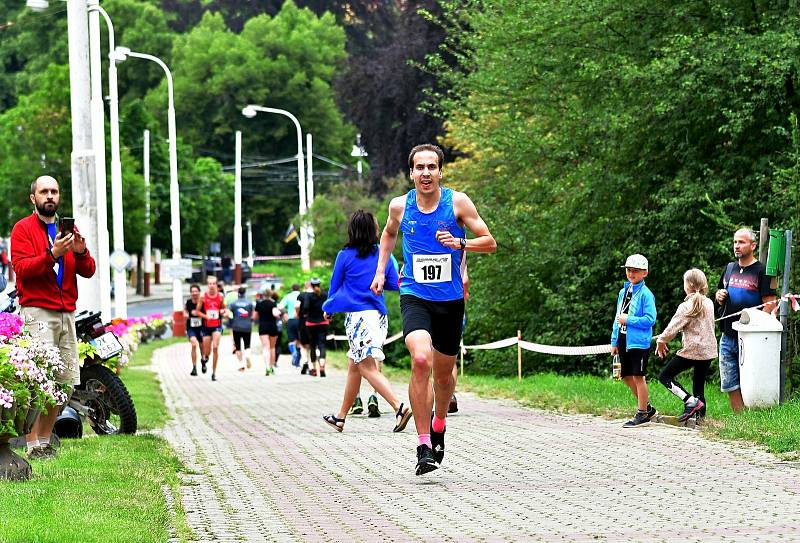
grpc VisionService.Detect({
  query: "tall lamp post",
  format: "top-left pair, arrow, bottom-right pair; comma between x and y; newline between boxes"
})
241,105 -> 310,272
113,46 -> 183,333
88,1 -> 127,318
233,130 -> 242,284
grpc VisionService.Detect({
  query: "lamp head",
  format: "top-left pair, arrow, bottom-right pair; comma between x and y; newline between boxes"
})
110,46 -> 131,65
26,0 -> 49,11
241,106 -> 257,119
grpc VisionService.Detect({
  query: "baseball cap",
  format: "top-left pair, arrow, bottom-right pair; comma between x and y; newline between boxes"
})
310,277 -> 322,286
621,254 -> 648,270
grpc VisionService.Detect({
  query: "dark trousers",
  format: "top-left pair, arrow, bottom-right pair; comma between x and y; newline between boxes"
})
308,324 -> 328,362
658,355 -> 711,413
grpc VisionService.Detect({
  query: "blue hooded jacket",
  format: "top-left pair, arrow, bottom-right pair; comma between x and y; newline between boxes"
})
610,280 -> 656,350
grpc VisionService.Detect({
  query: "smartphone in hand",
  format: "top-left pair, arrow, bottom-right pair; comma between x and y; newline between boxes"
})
59,217 -> 75,236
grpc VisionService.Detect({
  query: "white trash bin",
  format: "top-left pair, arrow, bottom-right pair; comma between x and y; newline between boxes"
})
731,308 -> 783,407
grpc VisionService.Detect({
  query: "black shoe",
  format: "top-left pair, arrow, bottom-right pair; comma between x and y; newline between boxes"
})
677,400 -> 705,423
430,415 -> 446,465
211,373 -> 217,382
415,444 -> 438,476
448,394 -> 459,414
645,404 -> 658,422
190,366 -> 198,376
623,411 -> 650,428
349,396 -> 364,415
201,358 -> 208,374
300,363 -> 308,375
367,395 -> 380,418
320,369 -> 326,378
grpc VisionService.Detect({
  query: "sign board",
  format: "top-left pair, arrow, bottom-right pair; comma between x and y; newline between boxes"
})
109,250 -> 131,272
161,258 -> 193,280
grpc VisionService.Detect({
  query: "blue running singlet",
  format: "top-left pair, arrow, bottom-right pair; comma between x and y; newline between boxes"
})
399,188 -> 465,301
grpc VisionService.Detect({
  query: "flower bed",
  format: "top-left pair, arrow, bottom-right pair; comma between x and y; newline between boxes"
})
79,313 -> 172,372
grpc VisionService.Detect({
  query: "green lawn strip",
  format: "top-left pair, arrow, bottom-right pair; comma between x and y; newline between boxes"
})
127,336 -> 183,367
326,348 -> 800,455
0,338 -> 192,543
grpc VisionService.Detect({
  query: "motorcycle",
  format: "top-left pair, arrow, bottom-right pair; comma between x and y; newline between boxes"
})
0,280 -> 137,437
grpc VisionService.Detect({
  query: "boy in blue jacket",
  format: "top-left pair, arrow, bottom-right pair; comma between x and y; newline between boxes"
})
610,254 -> 658,427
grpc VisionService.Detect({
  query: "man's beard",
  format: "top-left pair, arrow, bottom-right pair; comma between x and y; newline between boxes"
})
36,201 -> 58,217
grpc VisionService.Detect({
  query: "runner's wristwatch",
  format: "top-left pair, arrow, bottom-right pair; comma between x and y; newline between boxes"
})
459,238 -> 467,250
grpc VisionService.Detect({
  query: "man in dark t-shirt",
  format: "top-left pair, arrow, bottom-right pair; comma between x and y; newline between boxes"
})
715,228 -> 776,413
295,281 -> 313,374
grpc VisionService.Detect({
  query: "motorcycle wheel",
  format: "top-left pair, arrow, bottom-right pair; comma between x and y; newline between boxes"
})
79,364 -> 137,436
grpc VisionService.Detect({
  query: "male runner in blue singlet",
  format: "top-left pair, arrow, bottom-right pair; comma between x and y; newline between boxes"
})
371,143 -> 496,475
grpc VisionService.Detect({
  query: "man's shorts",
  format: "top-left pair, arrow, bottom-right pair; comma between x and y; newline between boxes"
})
719,333 -> 740,392
21,306 -> 79,386
202,325 -> 223,337
232,330 -> 251,352
345,310 -> 387,363
286,318 -> 299,342
400,294 -> 464,357
186,328 -> 203,341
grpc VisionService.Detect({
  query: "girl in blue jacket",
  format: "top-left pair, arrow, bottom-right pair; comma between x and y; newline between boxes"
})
610,254 -> 657,427
322,210 -> 413,433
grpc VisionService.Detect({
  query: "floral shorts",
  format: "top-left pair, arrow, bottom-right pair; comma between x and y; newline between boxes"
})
344,310 -> 388,364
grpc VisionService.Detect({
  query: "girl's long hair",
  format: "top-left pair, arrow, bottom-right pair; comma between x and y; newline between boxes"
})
345,209 -> 378,258
684,268 -> 709,318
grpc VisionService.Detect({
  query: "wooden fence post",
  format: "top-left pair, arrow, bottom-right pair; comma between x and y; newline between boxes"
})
460,340 -> 464,378
517,330 -> 522,382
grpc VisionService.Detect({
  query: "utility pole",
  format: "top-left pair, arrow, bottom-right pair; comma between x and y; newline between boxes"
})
143,129 -> 151,297
234,130 -> 242,285
67,0 -> 100,312
87,0 -> 111,321
246,220 -> 254,269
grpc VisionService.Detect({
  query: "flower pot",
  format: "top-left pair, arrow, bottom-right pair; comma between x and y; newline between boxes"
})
0,437 -> 31,481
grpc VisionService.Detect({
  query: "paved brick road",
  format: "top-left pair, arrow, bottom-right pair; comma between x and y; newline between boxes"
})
155,339 -> 800,542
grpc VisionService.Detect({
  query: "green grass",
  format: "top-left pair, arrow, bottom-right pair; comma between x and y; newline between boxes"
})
327,349 -> 800,456
0,338 -> 192,543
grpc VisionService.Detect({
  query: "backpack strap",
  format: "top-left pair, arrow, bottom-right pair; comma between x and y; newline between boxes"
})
723,261 -> 736,289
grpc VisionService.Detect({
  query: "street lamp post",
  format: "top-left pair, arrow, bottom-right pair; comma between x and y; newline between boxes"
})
241,104 -> 310,272
234,130 -> 242,284
89,1 -> 126,318
113,46 -> 183,333
143,129 -> 151,297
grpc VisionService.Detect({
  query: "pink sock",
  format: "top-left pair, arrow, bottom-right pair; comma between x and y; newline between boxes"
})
432,415 -> 446,433
418,434 -> 432,448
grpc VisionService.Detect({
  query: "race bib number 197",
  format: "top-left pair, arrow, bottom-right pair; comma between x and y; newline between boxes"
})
206,310 -> 219,320
412,254 -> 452,284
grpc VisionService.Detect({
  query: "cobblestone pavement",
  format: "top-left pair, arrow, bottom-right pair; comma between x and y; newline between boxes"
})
155,339 -> 800,543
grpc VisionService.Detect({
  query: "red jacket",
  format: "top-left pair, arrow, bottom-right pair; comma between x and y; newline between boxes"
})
11,212 -> 96,312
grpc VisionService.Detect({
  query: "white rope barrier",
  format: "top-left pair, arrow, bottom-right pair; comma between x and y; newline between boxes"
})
518,340 -> 611,356
462,337 -> 519,350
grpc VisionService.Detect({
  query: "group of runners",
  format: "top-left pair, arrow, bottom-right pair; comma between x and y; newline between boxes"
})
180,143 -> 495,476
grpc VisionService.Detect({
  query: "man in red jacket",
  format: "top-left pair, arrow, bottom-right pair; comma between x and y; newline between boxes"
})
11,175 -> 96,459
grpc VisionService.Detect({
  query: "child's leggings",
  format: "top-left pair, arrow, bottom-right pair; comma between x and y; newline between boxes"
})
658,355 -> 712,405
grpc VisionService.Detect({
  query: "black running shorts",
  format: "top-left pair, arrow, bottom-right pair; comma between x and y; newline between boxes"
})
286,318 -> 299,341
617,333 -> 649,377
400,294 -> 465,357
232,330 -> 251,352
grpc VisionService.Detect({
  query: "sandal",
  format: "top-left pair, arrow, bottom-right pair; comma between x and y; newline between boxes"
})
323,414 -> 345,432
392,403 -> 413,433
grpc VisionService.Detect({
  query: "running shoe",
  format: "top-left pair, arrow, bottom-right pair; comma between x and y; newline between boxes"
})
367,394 -> 380,418
201,358 -> 208,374
320,369 -> 326,378
448,394 -> 459,414
211,373 -> 217,382
265,367 -> 273,376
677,400 -> 705,423
310,368 -> 318,377
416,444 -> 439,476
645,404 -> 658,422
622,411 -> 650,428
349,396 -> 364,415
300,363 -> 308,375
430,414 -> 446,464
190,366 -> 198,376
38,443 -> 58,459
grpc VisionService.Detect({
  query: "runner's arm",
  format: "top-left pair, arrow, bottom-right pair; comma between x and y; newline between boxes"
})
454,192 -> 496,253
371,197 -> 403,295
384,254 -> 400,291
